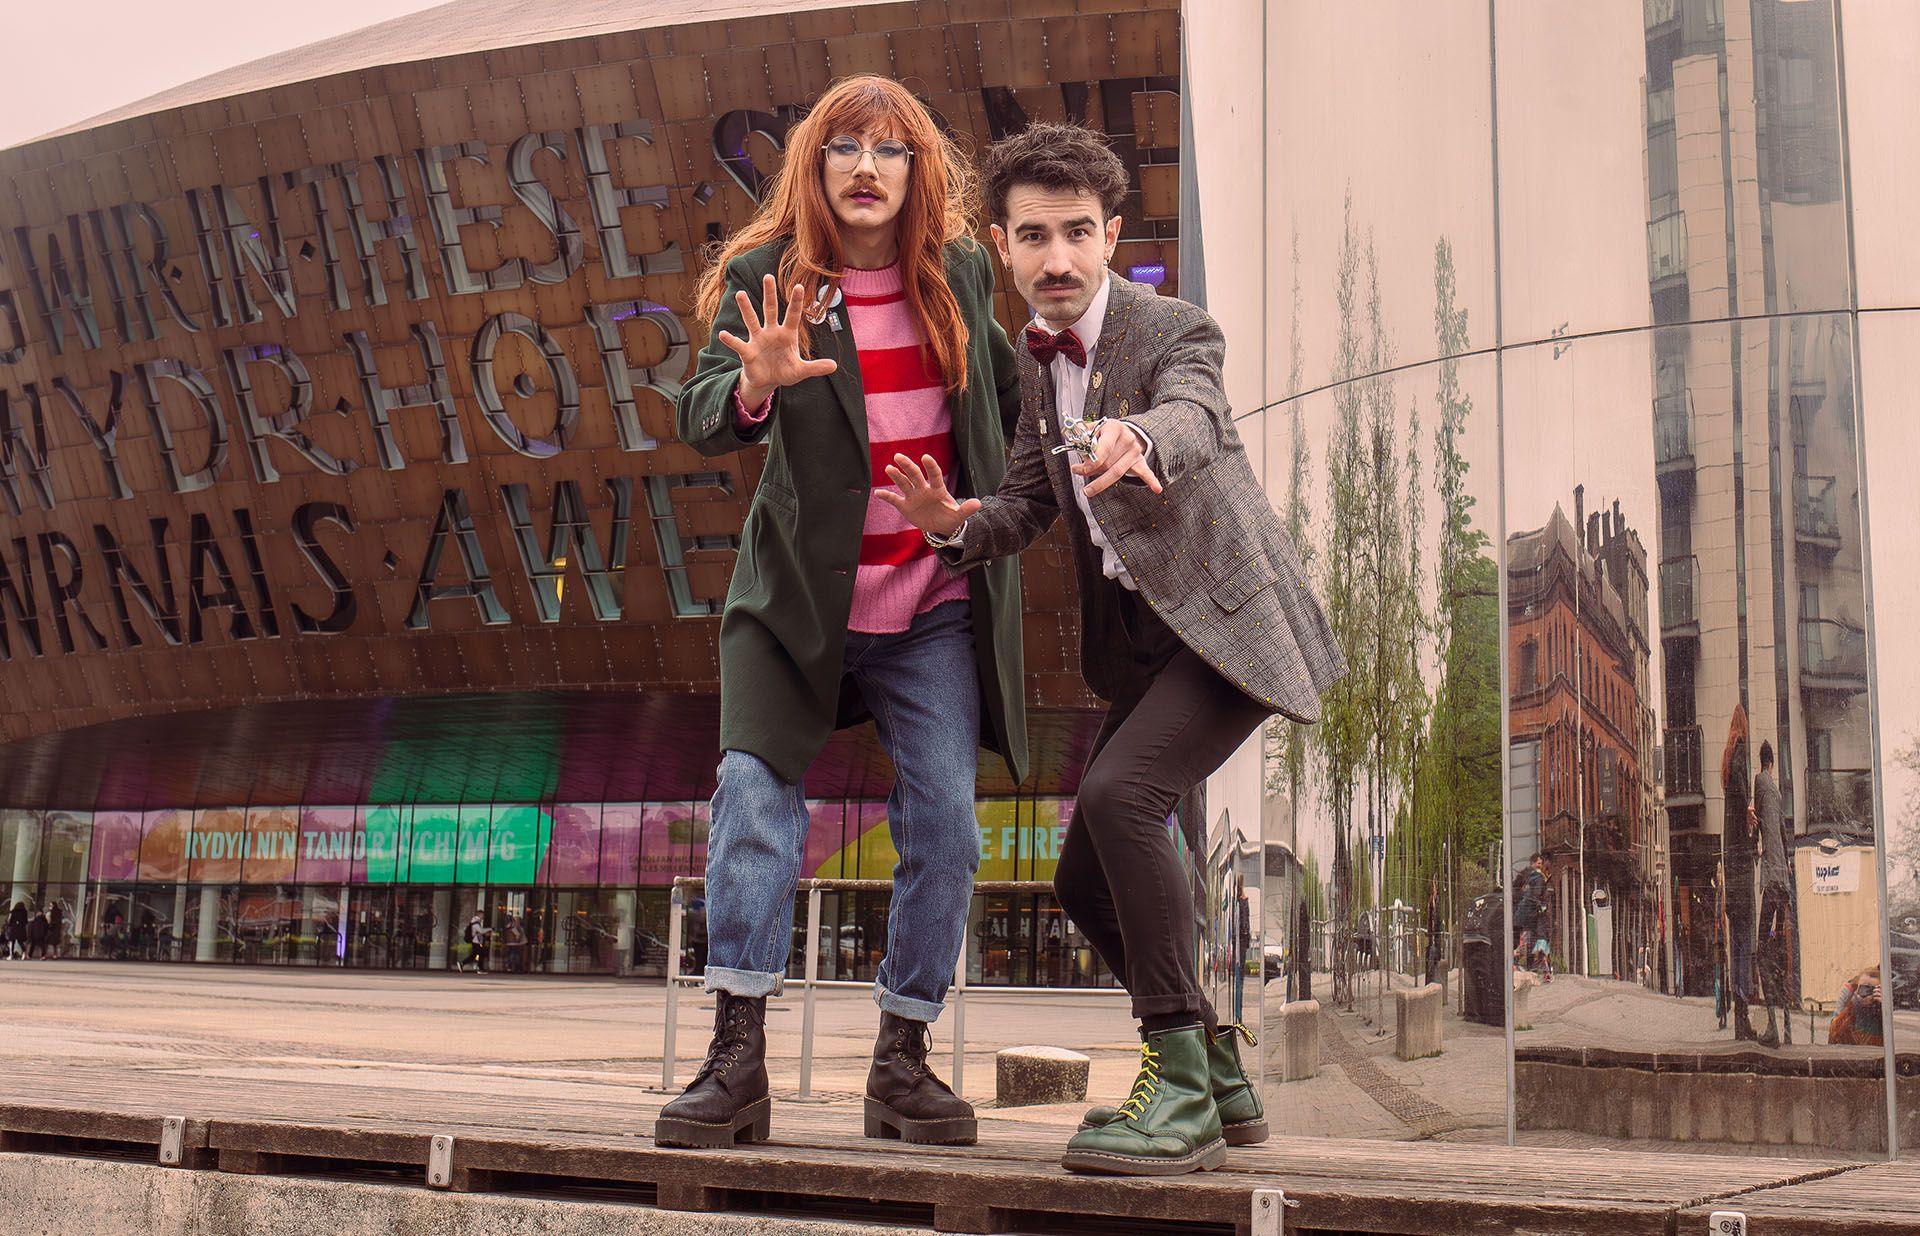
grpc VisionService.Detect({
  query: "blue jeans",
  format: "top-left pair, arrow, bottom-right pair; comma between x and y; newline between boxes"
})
702,599 -> 981,1022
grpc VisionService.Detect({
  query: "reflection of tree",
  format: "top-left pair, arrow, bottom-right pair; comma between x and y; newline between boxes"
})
1893,732 -> 1920,920
1393,237 -> 1502,958
1318,193 -> 1372,1007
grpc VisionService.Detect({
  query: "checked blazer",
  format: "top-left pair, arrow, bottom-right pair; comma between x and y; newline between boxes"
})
942,273 -> 1345,720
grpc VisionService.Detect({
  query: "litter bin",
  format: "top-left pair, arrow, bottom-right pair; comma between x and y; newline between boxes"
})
1460,890 -> 1506,1027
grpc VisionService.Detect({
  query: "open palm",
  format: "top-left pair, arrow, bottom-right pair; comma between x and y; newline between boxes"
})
719,274 -> 838,402
876,453 -> 981,538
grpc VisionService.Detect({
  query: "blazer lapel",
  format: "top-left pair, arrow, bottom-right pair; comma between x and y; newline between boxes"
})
817,301 -> 868,456
1083,273 -> 1139,427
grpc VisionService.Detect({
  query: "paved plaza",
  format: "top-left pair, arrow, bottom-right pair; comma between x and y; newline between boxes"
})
2,960 -> 1911,1155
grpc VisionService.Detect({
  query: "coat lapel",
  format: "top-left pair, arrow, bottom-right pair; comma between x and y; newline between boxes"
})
1083,273 -> 1139,427
817,295 -> 868,457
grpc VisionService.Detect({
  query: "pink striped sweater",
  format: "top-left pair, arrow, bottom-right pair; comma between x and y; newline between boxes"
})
735,262 -> 969,633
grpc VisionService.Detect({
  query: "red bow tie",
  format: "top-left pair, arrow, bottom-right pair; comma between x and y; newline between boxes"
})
1024,323 -> 1087,368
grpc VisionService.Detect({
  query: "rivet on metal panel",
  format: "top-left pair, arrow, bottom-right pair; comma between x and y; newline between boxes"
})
427,1134 -> 455,1188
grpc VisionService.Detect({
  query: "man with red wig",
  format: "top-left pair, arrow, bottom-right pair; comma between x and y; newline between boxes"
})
659,76 -> 1027,1151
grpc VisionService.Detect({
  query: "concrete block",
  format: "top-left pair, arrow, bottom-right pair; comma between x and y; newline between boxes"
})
0,1152 -> 924,1235
1393,983 -> 1442,1061
1512,971 -> 1538,1031
1262,998 -> 1320,1081
993,1045 -> 1089,1108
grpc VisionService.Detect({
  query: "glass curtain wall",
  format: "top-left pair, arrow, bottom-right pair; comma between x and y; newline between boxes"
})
1208,0 -> 1903,1154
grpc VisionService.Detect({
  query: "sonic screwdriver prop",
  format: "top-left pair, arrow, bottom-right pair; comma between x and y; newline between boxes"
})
1051,416 -> 1106,459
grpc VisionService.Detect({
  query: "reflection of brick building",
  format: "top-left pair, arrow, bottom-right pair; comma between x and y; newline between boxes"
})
1507,490 -> 1654,977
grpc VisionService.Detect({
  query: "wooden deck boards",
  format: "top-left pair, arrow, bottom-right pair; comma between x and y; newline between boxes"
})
2,1064 -> 1912,1234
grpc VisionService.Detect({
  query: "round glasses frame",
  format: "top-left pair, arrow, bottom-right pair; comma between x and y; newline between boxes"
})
821,136 -> 914,174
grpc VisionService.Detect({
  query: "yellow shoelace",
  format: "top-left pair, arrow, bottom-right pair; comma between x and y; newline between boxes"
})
1221,1023 -> 1258,1047
1116,1041 -> 1163,1120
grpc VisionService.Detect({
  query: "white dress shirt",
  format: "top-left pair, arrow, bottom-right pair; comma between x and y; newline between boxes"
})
1038,272 -> 1142,591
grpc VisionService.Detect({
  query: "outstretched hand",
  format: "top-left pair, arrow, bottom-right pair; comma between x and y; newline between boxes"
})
1071,419 -> 1161,496
876,453 -> 982,538
718,274 -> 839,407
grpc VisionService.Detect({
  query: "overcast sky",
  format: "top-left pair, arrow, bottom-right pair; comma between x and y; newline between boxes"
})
0,1 -> 443,149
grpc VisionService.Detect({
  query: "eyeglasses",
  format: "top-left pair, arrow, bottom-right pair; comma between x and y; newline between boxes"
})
822,135 -> 913,174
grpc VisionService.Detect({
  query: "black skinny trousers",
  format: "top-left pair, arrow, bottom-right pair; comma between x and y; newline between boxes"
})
1053,588 -> 1271,1022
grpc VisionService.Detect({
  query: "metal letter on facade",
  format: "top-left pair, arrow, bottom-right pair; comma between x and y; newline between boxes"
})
345,323 -> 468,470
406,488 -> 511,630
417,141 -> 525,295
500,477 -> 632,622
470,312 -> 580,458
584,299 -> 688,452
221,343 -> 353,484
134,358 -> 230,494
643,472 -> 737,618
578,121 -> 683,280
507,130 -> 586,286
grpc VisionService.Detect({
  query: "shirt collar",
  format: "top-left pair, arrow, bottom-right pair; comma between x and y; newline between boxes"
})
1036,270 -> 1112,354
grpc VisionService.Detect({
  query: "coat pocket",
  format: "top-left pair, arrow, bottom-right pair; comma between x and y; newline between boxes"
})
756,477 -> 799,518
1211,554 -> 1278,613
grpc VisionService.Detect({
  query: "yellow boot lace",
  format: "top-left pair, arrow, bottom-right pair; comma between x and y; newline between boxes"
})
1116,1041 -> 1163,1121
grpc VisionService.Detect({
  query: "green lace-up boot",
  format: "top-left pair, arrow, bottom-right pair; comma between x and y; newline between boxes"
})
1078,1023 -> 1268,1145
1060,1024 -> 1226,1176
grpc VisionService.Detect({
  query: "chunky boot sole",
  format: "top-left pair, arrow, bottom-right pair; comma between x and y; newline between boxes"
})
653,1096 -> 773,1149
863,1096 -> 978,1146
1060,1135 -> 1229,1177
1221,1116 -> 1269,1146
1075,1113 -> 1267,1147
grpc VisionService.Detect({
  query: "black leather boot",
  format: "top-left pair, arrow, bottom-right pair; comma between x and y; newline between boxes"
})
864,1010 -> 977,1145
653,993 -> 772,1149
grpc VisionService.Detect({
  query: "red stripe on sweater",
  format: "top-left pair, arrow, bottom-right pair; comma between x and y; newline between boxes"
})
860,527 -> 934,567
871,432 -> 954,486
859,343 -> 945,395
842,289 -> 905,307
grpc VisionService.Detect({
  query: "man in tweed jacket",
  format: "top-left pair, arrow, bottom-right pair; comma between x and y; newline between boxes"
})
881,124 -> 1344,1177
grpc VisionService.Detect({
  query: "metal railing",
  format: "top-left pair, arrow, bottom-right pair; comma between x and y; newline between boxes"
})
1794,475 -> 1840,542
661,878 -> 1126,1099
1664,724 -> 1703,798
1648,212 -> 1687,284
1654,389 -> 1692,467
1801,617 -> 1868,682
1659,555 -> 1699,630
1805,768 -> 1873,833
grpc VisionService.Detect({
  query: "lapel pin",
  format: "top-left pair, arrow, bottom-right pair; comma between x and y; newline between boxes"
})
1040,417 -> 1049,434
802,282 -> 838,326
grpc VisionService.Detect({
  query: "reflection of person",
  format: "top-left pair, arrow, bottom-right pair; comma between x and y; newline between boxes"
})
462,913 -> 488,974
1828,964 -> 1884,1047
1753,740 -> 1794,1046
46,901 -> 63,960
1514,853 -> 1549,963
1721,705 -> 1758,1041
882,123 -> 1344,1176
660,75 -> 1027,1153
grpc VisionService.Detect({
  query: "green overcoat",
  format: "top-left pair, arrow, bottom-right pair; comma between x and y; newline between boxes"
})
675,238 -> 1029,786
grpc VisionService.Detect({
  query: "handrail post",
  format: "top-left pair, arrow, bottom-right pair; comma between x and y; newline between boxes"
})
951,901 -> 969,1096
799,882 -> 822,1099
662,880 -> 685,1090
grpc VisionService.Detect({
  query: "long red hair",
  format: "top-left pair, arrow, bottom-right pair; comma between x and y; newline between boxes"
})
694,75 -> 979,393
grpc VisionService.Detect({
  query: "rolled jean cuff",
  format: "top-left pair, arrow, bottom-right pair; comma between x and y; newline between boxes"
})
703,966 -> 784,999
874,983 -> 947,1024
1129,992 -> 1204,1020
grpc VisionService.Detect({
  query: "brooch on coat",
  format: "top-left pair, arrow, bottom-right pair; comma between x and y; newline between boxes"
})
803,283 -> 845,331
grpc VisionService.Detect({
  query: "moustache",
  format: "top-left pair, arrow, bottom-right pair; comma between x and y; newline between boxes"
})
1034,278 -> 1083,292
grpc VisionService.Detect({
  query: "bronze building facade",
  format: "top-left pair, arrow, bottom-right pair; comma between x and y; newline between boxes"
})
0,0 -> 1185,985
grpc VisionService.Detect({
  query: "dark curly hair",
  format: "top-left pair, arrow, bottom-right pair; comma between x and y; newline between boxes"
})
981,122 -> 1129,224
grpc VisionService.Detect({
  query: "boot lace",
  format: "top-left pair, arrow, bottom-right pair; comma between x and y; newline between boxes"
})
1116,1041 -> 1163,1120
1218,1022 -> 1258,1047
892,1020 -> 934,1081
695,999 -> 749,1081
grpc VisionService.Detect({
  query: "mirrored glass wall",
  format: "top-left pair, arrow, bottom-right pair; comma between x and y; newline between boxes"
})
1225,0 -> 1906,1156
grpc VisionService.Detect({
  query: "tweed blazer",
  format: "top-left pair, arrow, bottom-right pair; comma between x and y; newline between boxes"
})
943,274 -> 1345,720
